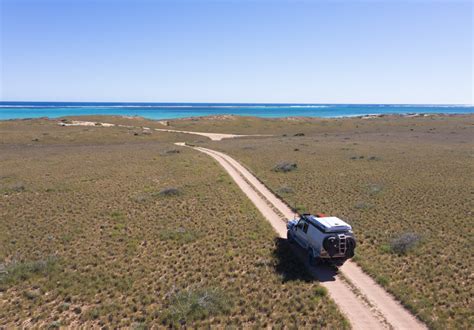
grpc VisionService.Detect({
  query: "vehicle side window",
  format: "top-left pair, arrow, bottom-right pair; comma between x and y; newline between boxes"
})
303,222 -> 309,233
297,220 -> 304,229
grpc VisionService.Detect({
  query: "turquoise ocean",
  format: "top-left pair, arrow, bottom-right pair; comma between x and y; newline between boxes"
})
0,102 -> 472,120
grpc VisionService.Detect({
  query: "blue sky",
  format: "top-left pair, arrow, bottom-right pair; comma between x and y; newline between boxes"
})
1,0 -> 472,104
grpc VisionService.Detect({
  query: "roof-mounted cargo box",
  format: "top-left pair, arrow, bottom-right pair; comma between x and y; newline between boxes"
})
301,214 -> 352,233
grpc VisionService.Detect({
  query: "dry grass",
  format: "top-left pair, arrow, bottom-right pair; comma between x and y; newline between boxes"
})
197,114 -> 474,329
0,118 -> 347,328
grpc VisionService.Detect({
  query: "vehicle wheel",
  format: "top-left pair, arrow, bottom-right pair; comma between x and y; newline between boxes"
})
287,230 -> 294,244
345,237 -> 356,258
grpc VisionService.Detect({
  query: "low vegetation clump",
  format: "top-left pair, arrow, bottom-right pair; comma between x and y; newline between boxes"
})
273,162 -> 297,173
0,256 -> 59,290
132,193 -> 151,203
350,155 -> 382,161
294,204 -> 307,213
161,287 -> 231,326
158,187 -> 181,196
0,180 -> 26,195
159,227 -> 199,243
313,286 -> 328,297
277,185 -> 294,194
160,148 -> 180,155
368,156 -> 382,161
367,183 -> 384,195
390,232 -> 421,255
132,187 -> 181,202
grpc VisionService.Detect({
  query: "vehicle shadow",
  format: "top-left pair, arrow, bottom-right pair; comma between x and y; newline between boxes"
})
272,237 -> 338,283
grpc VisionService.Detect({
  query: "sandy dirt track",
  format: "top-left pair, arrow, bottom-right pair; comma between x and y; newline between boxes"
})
177,142 -> 427,330
153,128 -> 250,140
58,120 -> 254,141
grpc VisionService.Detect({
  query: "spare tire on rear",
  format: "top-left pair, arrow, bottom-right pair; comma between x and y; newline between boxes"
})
323,235 -> 339,257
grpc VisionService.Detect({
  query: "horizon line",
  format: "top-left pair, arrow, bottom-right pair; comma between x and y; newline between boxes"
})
0,100 -> 472,106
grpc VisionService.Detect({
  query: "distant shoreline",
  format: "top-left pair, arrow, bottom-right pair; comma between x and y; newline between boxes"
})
1,112 -> 473,123
0,102 -> 472,121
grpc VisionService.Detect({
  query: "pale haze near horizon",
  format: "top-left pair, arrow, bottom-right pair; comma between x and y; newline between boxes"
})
0,0 -> 472,104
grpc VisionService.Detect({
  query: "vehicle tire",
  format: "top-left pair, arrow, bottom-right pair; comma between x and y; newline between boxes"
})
287,230 -> 294,244
323,236 -> 339,257
345,237 -> 356,258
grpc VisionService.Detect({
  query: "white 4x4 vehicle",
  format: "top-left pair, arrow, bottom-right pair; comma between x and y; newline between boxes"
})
287,213 -> 356,266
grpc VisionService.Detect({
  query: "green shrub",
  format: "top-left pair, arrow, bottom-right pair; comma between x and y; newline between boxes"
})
158,187 -> 181,196
313,286 -> 327,297
23,289 -> 40,300
273,162 -> 297,173
368,156 -> 382,161
367,183 -> 384,195
162,287 -> 231,326
379,244 -> 391,253
160,149 -> 180,155
85,307 -> 100,320
277,185 -> 294,194
0,182 -> 26,194
0,256 -> 59,289
159,228 -> 199,243
48,321 -> 61,329
132,193 -> 150,203
376,275 -> 389,286
390,232 -> 421,255
110,211 -> 125,221
294,204 -> 307,213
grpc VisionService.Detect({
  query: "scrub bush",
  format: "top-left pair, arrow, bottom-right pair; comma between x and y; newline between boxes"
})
277,185 -> 294,194
161,149 -> 180,155
162,288 -> 231,326
159,228 -> 199,243
159,187 -> 181,196
0,256 -> 59,289
273,162 -> 297,173
390,232 -> 421,255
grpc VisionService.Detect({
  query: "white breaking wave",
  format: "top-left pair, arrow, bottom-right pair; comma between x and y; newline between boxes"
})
289,105 -> 330,108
